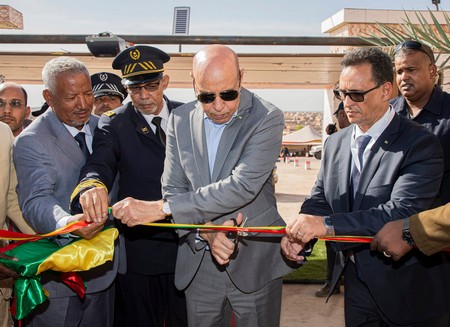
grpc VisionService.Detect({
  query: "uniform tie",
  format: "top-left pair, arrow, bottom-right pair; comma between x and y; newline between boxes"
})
152,116 -> 166,147
74,132 -> 90,159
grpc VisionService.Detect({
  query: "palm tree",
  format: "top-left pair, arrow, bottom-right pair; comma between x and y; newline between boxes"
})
360,9 -> 450,83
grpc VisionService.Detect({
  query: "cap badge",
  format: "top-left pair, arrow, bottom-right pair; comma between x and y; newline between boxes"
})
99,73 -> 108,81
130,49 -> 141,61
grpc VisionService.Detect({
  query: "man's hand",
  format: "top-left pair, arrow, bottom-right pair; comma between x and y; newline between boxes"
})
0,253 -> 20,280
285,213 -> 326,243
79,186 -> 109,223
281,235 -> 306,262
370,219 -> 413,261
67,213 -> 105,240
112,198 -> 166,227
201,213 -> 243,265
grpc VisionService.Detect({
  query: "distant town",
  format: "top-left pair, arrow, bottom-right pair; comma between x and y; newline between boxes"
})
283,111 -> 323,135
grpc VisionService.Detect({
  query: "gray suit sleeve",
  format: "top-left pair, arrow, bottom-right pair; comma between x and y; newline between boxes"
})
13,135 -> 70,233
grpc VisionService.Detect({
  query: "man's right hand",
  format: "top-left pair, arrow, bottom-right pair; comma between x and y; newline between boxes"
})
67,214 -> 106,240
79,186 -> 109,223
0,253 -> 20,279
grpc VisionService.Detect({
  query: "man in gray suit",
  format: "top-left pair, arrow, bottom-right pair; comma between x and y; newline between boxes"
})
110,45 -> 298,326
13,57 -> 117,326
281,47 -> 450,326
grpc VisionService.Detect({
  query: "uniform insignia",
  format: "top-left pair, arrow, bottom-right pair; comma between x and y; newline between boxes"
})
99,73 -> 108,81
104,111 -> 116,117
130,49 -> 140,60
141,126 -> 149,134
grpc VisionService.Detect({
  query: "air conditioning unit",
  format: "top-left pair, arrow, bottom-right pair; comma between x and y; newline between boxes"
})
86,32 -> 128,57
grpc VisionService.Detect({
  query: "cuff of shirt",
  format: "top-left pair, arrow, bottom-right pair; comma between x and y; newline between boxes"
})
56,215 -> 71,229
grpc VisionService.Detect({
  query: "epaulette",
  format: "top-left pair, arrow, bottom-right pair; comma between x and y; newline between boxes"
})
104,111 -> 116,117
70,179 -> 108,203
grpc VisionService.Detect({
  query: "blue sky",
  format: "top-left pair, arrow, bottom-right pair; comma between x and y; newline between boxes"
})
2,0 -> 448,110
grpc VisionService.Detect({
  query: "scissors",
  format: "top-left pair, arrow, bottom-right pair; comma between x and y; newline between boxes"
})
227,216 -> 248,258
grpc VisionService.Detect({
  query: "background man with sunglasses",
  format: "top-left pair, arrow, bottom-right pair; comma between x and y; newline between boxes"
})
391,40 -> 450,205
108,44 -> 299,326
369,41 -> 450,263
281,47 -> 450,326
70,46 -> 187,326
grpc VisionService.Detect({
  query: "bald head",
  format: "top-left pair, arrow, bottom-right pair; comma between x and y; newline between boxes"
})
0,82 -> 28,105
192,45 -> 241,84
192,45 -> 243,125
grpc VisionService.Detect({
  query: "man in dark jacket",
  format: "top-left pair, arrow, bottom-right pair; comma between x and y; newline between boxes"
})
70,45 -> 187,327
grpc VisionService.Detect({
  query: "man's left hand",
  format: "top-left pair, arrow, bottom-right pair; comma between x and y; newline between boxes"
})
285,213 -> 326,243
201,213 -> 243,265
370,219 -> 413,261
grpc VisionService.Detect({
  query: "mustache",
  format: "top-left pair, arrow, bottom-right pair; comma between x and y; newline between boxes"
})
0,114 -> 15,120
73,108 -> 91,114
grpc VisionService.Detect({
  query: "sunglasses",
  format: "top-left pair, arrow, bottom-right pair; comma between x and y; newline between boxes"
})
127,79 -> 161,94
196,90 -> 240,104
0,99 -> 24,109
394,40 -> 435,64
193,78 -> 241,104
333,85 -> 381,103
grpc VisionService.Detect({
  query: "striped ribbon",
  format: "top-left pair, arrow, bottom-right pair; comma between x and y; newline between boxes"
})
0,221 -> 408,246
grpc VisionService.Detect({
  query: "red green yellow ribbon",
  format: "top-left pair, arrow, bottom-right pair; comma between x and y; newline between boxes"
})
0,228 -> 117,320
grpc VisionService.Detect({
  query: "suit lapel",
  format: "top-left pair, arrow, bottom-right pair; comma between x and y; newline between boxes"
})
130,106 -> 163,148
46,110 -> 85,163
339,129 -> 353,212
191,103 -> 211,185
211,91 -> 251,182
353,114 -> 401,210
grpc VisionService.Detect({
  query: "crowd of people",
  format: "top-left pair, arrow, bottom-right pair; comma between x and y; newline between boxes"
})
0,40 -> 449,327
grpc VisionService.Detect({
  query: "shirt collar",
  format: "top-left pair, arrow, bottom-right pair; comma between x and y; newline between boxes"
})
63,121 -> 92,138
140,100 -> 169,121
352,105 -> 395,142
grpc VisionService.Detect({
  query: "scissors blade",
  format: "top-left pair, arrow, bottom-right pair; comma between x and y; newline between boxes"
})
238,217 -> 249,236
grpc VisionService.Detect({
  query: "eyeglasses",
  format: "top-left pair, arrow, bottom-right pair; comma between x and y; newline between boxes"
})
333,85 -> 381,103
394,40 -> 435,64
127,79 -> 161,94
0,99 -> 24,110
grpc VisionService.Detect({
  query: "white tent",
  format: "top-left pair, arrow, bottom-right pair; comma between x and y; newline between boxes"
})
282,125 -> 322,146
281,125 -> 322,156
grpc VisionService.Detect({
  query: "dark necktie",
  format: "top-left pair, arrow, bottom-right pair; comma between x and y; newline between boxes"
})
74,132 -> 90,159
351,135 -> 371,199
152,116 -> 166,147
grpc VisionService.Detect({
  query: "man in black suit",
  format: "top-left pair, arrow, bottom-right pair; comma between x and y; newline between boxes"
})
391,40 -> 450,205
281,47 -> 450,326
70,46 -> 187,327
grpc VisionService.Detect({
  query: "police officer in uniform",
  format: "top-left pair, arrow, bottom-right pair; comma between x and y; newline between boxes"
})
91,72 -> 127,116
70,45 -> 187,327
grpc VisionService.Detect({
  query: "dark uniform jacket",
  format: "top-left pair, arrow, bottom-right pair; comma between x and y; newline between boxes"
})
391,85 -> 450,204
74,96 -> 183,275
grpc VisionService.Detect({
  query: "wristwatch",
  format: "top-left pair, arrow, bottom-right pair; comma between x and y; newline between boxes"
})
402,218 -> 415,247
323,216 -> 335,236
162,200 -> 171,217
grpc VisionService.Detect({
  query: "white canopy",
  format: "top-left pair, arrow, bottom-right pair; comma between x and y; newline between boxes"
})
282,125 -> 322,146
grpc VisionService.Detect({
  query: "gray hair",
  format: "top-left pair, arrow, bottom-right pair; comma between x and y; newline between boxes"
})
42,56 -> 90,94
341,47 -> 393,87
